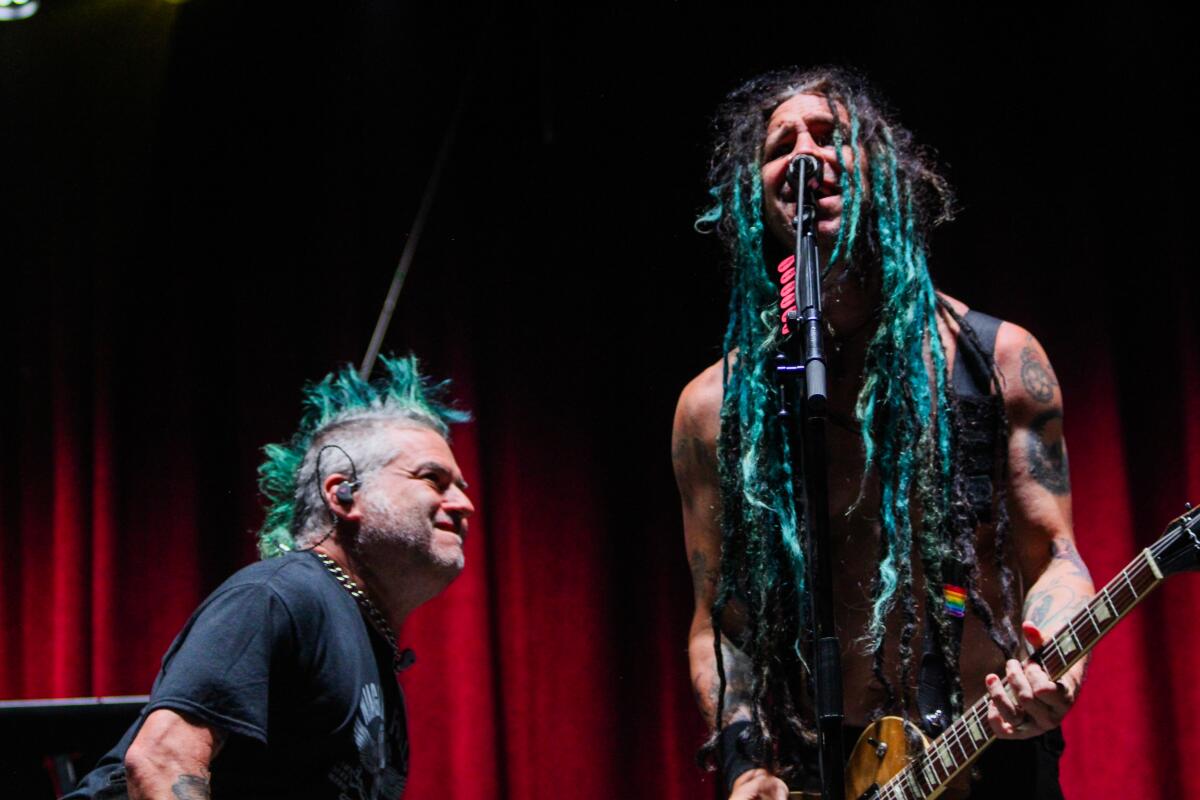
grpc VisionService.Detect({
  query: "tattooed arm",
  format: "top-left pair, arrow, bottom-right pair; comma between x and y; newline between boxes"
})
984,326 -> 1094,740
674,364 -> 788,800
673,363 -> 748,727
124,708 -> 226,799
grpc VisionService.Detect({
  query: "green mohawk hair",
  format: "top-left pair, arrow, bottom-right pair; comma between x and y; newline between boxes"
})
255,354 -> 469,559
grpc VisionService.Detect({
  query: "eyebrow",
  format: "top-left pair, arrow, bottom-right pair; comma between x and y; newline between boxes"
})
412,460 -> 469,491
765,116 -> 837,145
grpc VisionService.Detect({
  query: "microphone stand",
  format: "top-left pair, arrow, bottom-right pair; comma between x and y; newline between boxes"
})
777,155 -> 844,800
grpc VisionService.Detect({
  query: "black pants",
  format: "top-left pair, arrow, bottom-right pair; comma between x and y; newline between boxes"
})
968,727 -> 1064,800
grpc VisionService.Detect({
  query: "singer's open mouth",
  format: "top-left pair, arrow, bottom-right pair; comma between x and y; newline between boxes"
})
780,181 -> 832,202
784,192 -> 838,218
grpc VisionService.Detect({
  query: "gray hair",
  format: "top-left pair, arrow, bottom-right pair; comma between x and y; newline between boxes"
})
291,411 -> 444,547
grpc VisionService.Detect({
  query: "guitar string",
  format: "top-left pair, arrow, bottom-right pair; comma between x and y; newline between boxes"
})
882,684 -> 996,798
887,517 -> 1197,798
879,520 -> 1193,799
1042,554 -> 1150,673
880,553 -> 1158,800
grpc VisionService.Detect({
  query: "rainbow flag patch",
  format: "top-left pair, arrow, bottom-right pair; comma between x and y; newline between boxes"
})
944,584 -> 966,618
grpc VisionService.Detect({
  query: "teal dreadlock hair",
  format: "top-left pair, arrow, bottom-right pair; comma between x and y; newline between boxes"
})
697,67 -> 1018,775
256,355 -> 469,558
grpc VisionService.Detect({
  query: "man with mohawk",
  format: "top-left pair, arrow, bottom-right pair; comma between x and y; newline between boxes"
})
66,356 -> 474,800
672,68 -> 1092,799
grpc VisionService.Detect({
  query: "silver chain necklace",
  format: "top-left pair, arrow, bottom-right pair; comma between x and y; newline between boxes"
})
312,550 -> 413,672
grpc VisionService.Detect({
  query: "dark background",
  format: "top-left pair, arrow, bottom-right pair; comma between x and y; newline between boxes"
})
2,2 -> 1197,798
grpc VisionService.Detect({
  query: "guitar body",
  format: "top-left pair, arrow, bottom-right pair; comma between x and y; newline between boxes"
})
786,718 -> 969,800
845,718 -> 927,799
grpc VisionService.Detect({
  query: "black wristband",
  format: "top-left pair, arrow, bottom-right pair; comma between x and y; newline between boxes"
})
717,720 -> 760,797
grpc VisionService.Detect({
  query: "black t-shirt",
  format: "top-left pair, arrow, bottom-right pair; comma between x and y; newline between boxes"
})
64,552 -> 409,800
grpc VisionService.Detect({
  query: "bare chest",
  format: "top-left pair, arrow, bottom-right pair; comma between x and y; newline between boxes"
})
818,422 -> 1012,723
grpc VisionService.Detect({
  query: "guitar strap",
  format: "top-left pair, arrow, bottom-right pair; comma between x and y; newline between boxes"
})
918,308 -> 1001,734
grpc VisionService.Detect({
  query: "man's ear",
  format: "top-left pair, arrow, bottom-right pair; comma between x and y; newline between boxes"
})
322,473 -> 363,522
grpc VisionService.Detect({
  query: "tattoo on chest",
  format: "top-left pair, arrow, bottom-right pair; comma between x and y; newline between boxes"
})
1020,344 -> 1058,404
1027,410 -> 1070,495
172,775 -> 211,800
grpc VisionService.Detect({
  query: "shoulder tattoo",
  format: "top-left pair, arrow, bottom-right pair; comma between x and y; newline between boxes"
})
1019,341 -> 1058,404
1027,409 -> 1070,495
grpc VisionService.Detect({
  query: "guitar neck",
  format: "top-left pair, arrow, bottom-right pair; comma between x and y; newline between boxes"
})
877,547 -> 1166,800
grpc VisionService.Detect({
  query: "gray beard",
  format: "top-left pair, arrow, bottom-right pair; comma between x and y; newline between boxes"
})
357,492 -> 463,573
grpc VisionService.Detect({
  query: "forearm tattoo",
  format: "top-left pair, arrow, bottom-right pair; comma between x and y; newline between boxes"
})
719,638 -> 754,725
1024,537 -> 1093,633
1027,410 -> 1070,495
1024,584 -> 1081,633
1019,341 -> 1059,404
1049,536 -> 1092,582
693,675 -> 720,718
693,632 -> 754,727
689,550 -> 719,599
172,775 -> 211,800
673,434 -> 716,508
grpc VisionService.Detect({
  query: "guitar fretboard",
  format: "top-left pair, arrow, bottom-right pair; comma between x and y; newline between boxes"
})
872,548 -> 1164,800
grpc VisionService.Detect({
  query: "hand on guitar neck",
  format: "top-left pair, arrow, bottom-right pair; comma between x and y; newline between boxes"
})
983,620 -> 1080,740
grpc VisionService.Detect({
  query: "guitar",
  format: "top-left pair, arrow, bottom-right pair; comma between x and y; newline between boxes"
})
791,505 -> 1200,800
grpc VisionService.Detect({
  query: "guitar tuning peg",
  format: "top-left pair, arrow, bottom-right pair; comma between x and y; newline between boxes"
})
1187,502 -> 1193,511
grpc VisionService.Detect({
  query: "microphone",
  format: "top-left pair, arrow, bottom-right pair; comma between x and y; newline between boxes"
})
778,155 -> 821,337
785,154 -> 822,189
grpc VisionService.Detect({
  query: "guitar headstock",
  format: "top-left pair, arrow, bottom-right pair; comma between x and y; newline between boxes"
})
1152,505 -> 1200,577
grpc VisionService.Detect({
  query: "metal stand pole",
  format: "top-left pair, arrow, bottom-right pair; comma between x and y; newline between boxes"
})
778,154 -> 845,800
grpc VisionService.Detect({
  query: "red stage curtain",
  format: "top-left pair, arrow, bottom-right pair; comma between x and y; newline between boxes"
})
4,274 -> 1198,800
3,6 -> 1197,799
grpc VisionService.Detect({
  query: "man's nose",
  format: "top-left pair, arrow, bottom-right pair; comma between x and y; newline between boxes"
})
444,485 -> 475,519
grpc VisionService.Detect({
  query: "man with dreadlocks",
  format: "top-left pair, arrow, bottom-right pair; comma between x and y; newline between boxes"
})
672,68 -> 1093,800
65,356 -> 474,800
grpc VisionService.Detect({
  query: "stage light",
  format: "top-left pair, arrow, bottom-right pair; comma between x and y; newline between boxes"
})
0,0 -> 39,22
